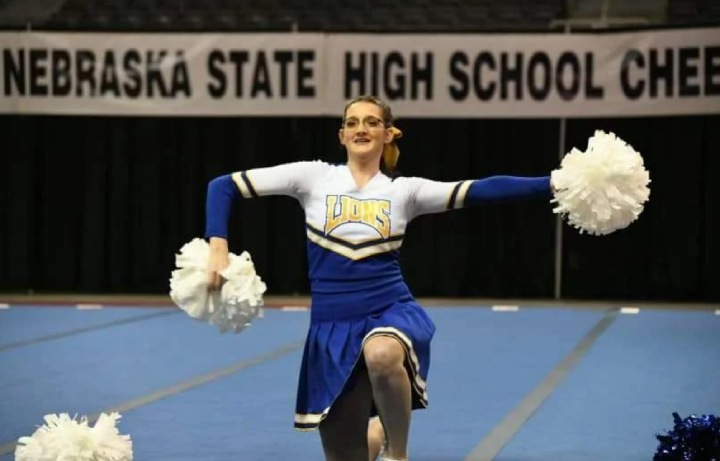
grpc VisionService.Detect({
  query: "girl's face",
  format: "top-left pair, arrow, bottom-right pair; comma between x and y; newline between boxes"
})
339,101 -> 393,163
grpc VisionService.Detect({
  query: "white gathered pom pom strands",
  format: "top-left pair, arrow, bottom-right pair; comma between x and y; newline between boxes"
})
551,130 -> 651,236
169,238 -> 267,334
14,412 -> 132,461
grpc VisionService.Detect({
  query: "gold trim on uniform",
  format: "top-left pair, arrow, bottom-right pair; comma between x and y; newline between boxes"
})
306,230 -> 403,260
454,180 -> 473,209
230,171 -> 259,198
306,221 -> 404,260
446,180 -> 473,210
324,195 -> 392,239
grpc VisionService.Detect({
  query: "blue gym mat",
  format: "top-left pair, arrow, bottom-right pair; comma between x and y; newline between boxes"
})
1,305 -> 717,461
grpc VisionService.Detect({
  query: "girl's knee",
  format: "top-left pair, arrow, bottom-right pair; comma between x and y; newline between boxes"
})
363,336 -> 406,377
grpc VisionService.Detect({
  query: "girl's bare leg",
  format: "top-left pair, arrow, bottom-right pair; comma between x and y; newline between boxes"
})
367,416 -> 385,461
363,336 -> 412,460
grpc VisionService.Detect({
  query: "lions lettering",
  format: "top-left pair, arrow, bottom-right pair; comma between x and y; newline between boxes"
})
324,195 -> 391,239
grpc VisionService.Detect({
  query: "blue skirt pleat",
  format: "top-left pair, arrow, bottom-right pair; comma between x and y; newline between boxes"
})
293,300 -> 436,430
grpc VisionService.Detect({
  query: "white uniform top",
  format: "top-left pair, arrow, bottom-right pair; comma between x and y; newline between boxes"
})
232,161 -> 472,317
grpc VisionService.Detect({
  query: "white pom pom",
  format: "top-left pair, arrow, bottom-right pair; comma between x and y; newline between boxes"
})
169,238 -> 267,334
551,130 -> 651,235
15,412 -> 133,461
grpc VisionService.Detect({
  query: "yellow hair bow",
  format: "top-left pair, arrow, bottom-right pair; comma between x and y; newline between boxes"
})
383,127 -> 403,171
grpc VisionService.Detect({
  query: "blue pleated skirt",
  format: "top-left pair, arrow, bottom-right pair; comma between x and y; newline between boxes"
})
293,298 -> 436,430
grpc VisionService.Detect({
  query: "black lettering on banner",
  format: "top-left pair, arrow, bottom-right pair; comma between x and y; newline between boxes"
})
207,49 -> 227,98
251,51 -> 271,97
297,50 -> 315,97
621,49 -> 644,99
99,51 -> 120,96
649,48 -> 674,97
584,52 -> 604,99
371,52 -> 380,96
556,51 -> 581,101
52,49 -> 71,96
344,51 -> 433,100
527,52 -> 551,100
449,50 -> 603,102
123,49 -> 188,98
172,51 -> 191,97
274,50 -> 293,97
678,47 -> 700,97
3,49 -> 25,95
448,51 -> 469,100
29,49 -> 48,96
704,46 -> 720,95
146,51 -> 169,97
345,51 -> 366,97
472,51 -> 495,101
384,51 -> 404,100
620,47 -> 720,99
229,51 -> 249,97
621,46 -> 720,99
98,49 -> 190,98
410,52 -> 432,99
2,47 -> 193,99
207,49 -> 314,99
500,52 -> 522,100
133,49 -> 191,98
123,50 -> 142,98
75,50 -> 95,97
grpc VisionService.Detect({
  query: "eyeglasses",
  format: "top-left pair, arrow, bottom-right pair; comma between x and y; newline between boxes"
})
341,116 -> 386,130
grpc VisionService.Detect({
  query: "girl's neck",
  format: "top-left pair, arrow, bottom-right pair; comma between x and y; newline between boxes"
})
347,158 -> 381,188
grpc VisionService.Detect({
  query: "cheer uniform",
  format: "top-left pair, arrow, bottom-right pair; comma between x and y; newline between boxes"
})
205,160 -> 550,430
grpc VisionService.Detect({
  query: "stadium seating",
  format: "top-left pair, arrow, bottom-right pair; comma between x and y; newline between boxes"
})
0,0 -> 717,32
40,0 -> 567,32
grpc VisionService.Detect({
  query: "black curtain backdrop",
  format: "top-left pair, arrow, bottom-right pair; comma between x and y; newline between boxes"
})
1,114 -> 718,302
562,116 -> 720,302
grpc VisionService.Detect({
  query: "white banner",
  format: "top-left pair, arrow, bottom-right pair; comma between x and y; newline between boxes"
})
0,28 -> 718,117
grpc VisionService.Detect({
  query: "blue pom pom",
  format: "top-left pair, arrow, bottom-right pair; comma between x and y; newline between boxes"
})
654,412 -> 720,461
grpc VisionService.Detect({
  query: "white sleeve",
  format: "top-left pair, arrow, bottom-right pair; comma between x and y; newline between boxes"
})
231,160 -> 329,201
401,177 -> 474,219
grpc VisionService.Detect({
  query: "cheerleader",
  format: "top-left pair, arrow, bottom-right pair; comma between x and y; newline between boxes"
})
204,96 -> 552,461
203,96 -> 649,461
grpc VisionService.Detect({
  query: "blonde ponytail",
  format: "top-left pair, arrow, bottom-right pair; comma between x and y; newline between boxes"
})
383,126 -> 403,171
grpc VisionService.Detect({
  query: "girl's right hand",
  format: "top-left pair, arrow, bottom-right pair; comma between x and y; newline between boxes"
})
207,237 -> 230,290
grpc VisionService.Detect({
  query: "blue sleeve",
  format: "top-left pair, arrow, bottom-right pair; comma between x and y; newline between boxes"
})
464,176 -> 551,206
205,174 -> 241,239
